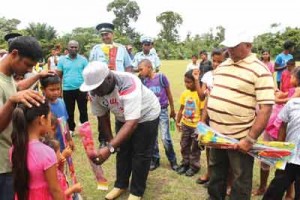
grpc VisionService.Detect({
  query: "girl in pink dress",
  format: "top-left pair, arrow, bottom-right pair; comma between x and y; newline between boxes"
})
261,49 -> 274,74
253,67 -> 300,197
43,139 -> 82,200
11,100 -> 64,200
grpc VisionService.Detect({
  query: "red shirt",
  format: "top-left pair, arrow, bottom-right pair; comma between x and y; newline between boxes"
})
281,70 -> 292,92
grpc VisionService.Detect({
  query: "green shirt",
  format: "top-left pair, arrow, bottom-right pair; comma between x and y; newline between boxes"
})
0,72 -> 17,173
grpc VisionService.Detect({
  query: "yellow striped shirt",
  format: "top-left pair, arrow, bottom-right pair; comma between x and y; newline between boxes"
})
207,53 -> 275,139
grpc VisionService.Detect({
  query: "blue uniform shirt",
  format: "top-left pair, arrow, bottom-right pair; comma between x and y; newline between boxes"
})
132,51 -> 161,71
57,54 -> 88,91
89,43 -> 132,72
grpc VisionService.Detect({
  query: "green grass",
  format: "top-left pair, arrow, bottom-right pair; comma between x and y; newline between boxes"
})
71,60 -> 273,200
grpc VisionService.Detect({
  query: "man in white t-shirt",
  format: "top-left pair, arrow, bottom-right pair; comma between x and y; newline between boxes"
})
80,61 -> 160,200
186,54 -> 199,71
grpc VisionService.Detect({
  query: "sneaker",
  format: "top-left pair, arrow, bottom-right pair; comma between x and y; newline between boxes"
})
185,168 -> 199,177
176,164 -> 189,175
105,187 -> 126,200
170,160 -> 179,171
128,194 -> 141,200
149,159 -> 160,171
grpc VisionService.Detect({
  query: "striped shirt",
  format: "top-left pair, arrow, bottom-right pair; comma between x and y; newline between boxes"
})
207,53 -> 275,139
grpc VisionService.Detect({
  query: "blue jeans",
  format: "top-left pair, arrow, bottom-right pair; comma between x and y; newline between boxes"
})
0,173 -> 14,200
152,108 -> 177,163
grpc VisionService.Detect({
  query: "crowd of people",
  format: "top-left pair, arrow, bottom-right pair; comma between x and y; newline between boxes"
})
0,21 -> 299,200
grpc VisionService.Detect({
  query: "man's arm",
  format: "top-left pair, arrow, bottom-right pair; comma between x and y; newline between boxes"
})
109,119 -> 138,148
16,70 -> 55,91
97,112 -> 113,141
236,104 -> 273,152
0,90 -> 44,132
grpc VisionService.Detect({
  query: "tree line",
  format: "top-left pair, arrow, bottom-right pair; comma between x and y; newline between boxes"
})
0,0 -> 299,60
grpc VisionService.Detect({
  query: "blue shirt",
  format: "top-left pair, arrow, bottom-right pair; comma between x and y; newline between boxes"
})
132,51 -> 161,71
275,53 -> 293,82
50,98 -> 69,152
57,54 -> 88,90
89,43 -> 132,72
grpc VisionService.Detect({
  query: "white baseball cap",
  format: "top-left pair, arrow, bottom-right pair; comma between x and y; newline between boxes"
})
80,61 -> 110,92
221,31 -> 253,48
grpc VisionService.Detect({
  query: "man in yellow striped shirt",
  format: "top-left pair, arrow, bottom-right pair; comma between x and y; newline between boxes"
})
207,32 -> 275,200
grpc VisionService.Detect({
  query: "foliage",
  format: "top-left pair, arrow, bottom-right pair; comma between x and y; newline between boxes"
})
253,26 -> 300,60
107,0 -> 141,35
156,11 -> 183,43
0,17 -> 21,49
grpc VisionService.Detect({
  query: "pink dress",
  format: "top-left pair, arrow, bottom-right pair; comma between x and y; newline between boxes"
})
17,140 -> 57,200
265,88 -> 295,139
57,170 -> 72,200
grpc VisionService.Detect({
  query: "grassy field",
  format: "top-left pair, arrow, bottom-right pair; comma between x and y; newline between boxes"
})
71,60 -> 274,200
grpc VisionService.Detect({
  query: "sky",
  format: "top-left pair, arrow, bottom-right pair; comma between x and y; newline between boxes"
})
1,0 -> 300,40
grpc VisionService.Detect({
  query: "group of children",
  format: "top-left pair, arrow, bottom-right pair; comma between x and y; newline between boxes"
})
11,74 -> 82,199
8,43 -> 300,199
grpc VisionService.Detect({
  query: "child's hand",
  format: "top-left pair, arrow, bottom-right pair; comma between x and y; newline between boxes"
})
176,123 -> 182,132
62,146 -> 72,158
67,140 -> 75,151
170,109 -> 176,119
73,183 -> 82,193
192,69 -> 200,81
58,154 -> 66,166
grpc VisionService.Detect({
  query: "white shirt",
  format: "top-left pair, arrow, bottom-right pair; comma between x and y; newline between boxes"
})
91,71 -> 161,123
201,71 -> 214,90
49,56 -> 59,70
186,62 -> 198,72
279,98 -> 300,165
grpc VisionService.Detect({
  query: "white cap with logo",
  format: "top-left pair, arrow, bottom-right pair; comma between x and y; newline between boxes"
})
80,61 -> 110,92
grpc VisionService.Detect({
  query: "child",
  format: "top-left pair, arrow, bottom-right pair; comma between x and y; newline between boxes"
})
263,93 -> 300,200
261,49 -> 274,74
138,59 -> 178,171
176,69 -> 204,176
196,49 -> 224,184
186,54 -> 199,71
40,74 -> 74,151
11,101 -> 64,199
281,59 -> 296,93
43,138 -> 82,200
258,67 -> 300,198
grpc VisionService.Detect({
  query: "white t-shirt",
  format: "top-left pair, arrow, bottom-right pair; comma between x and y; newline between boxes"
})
186,62 -> 198,72
201,71 -> 214,90
49,56 -> 59,70
91,71 -> 161,123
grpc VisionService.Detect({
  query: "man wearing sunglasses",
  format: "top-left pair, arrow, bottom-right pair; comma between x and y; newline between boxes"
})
132,36 -> 160,72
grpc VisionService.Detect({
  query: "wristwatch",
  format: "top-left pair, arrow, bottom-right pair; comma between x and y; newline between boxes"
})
107,143 -> 115,154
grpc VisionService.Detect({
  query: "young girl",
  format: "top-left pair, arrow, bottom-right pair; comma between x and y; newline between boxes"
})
176,70 -> 204,177
11,101 -> 64,200
261,49 -> 274,74
43,139 -> 82,200
254,67 -> 300,197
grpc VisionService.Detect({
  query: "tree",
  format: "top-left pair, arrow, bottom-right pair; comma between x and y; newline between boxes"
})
0,17 -> 21,49
156,11 -> 183,43
107,0 -> 141,34
25,23 -> 57,41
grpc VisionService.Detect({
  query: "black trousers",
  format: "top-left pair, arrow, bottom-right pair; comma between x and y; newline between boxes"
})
63,89 -> 88,131
114,118 -> 159,196
263,163 -> 300,200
